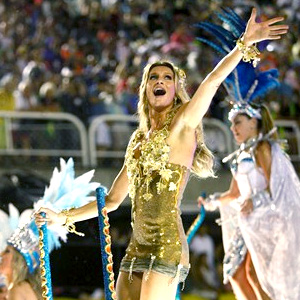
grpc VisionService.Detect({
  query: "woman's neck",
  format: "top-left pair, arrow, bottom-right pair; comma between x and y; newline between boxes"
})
148,108 -> 172,131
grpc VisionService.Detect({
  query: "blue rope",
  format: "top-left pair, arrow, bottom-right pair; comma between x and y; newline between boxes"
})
40,212 -> 53,300
96,186 -> 116,300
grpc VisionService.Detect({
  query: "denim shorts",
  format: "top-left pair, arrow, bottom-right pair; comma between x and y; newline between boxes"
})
120,257 -> 190,283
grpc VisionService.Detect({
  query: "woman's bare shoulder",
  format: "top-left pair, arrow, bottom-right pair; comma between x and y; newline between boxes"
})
256,140 -> 271,154
171,102 -> 195,129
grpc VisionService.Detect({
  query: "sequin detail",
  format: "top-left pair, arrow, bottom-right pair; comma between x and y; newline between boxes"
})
123,108 -> 189,282
125,110 -> 181,201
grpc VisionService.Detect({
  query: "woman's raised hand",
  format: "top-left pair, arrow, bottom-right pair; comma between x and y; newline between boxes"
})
243,8 -> 289,46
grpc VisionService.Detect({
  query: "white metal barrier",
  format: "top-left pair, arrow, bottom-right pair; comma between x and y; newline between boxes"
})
0,111 -> 89,166
89,114 -> 138,167
0,112 -> 299,167
88,115 -> 235,167
274,120 -> 300,161
202,118 -> 234,156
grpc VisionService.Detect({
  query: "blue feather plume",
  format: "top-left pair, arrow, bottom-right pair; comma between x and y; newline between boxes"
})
195,22 -> 235,52
217,7 -> 246,35
6,158 -> 102,275
35,157 -> 101,251
195,7 -> 280,105
196,37 -> 227,56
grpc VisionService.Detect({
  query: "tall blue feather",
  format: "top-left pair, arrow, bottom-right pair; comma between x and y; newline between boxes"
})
196,38 -> 227,56
27,157 -> 102,254
194,22 -> 235,51
196,7 -> 280,105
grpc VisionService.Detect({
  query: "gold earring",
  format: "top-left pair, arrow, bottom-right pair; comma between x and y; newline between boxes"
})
178,68 -> 186,90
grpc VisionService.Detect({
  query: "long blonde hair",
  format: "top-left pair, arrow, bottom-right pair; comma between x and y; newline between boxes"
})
137,60 -> 214,178
258,104 -> 278,140
12,248 -> 42,300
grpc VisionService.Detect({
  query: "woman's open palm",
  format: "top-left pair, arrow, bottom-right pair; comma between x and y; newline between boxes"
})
244,8 -> 289,45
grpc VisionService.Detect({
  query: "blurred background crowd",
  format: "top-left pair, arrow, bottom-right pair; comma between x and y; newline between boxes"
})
0,0 -> 299,299
0,0 -> 299,127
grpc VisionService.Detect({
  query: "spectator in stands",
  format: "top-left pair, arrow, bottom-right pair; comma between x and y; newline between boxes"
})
13,80 -> 39,151
189,226 -> 219,297
190,226 -> 217,279
0,73 -> 17,149
36,8 -> 288,300
33,81 -> 63,152
59,77 -> 90,126
14,80 -> 39,112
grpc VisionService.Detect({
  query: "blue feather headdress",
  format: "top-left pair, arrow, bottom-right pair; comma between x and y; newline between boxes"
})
195,7 -> 280,120
7,158 -> 100,273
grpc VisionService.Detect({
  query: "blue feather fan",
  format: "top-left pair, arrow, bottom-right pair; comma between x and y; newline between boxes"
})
195,8 -> 280,106
7,158 -> 101,273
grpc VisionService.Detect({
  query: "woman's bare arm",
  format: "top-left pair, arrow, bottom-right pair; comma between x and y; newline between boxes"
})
219,177 -> 241,204
198,177 -> 240,207
36,164 -> 129,226
179,8 -> 288,128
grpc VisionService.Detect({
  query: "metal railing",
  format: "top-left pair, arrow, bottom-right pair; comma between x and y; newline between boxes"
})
0,111 -> 89,166
202,118 -> 234,156
88,115 -> 235,167
0,111 -> 299,167
88,114 -> 138,167
274,119 -> 300,161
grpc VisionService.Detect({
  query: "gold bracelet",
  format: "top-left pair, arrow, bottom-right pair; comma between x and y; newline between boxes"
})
61,209 -> 85,237
236,37 -> 260,68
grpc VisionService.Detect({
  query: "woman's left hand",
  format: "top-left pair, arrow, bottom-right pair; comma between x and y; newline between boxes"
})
243,8 -> 289,46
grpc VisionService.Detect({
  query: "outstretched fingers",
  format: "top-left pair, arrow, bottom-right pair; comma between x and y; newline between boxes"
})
266,16 -> 285,25
268,25 -> 289,39
269,24 -> 289,31
249,7 -> 257,21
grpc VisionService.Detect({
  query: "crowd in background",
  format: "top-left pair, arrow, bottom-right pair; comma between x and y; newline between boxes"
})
0,1 -> 299,298
0,0 -> 299,130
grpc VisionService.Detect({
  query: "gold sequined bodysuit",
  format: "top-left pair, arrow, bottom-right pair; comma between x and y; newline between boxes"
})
120,112 -> 190,282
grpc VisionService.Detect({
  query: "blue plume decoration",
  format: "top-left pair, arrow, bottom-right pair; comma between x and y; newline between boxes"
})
7,157 -> 101,274
195,8 -> 280,105
195,22 -> 235,52
36,157 -> 101,251
196,37 -> 227,56
217,7 -> 246,35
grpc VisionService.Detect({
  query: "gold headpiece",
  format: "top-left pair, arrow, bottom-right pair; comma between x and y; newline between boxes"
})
177,68 -> 186,89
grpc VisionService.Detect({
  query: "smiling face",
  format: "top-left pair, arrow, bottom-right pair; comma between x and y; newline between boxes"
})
145,66 -> 176,112
230,114 -> 258,144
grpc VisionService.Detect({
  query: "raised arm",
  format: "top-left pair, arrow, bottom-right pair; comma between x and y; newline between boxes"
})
182,8 -> 288,128
35,163 -> 129,227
